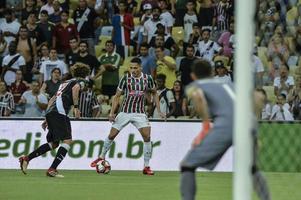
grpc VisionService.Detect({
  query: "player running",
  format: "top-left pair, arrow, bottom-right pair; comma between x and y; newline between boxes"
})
90,57 -> 165,175
19,63 -> 90,178
180,59 -> 270,200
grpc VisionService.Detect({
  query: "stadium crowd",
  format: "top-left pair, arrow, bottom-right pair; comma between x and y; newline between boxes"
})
0,0 -> 300,120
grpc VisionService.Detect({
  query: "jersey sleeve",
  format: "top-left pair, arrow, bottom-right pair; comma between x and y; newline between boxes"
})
117,75 -> 127,91
147,75 -> 155,90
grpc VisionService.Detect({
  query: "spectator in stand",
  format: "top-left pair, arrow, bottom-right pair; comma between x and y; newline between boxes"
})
0,80 -> 14,116
73,0 -> 98,56
52,10 -> 79,59
183,1 -> 198,52
21,0 -> 39,25
197,28 -> 222,65
40,67 -> 61,99
39,48 -> 68,83
213,0 -> 233,34
214,60 -> 231,84
151,73 -> 176,118
172,0 -> 188,26
172,80 -> 188,118
36,10 -> 54,48
19,81 -> 48,117
139,42 -> 156,77
179,45 -> 197,87
126,0 -> 138,16
253,46 -> 264,89
79,79 -> 100,118
112,1 -> 134,58
75,41 -> 100,77
198,0 -> 214,28
187,23 -> 202,54
65,37 -> 79,70
0,31 -> 7,59
149,34 -> 171,57
289,77 -> 301,120
270,93 -> 294,121
40,0 -> 57,16
149,23 -> 179,57
257,88 -> 272,120
218,20 -> 234,58
0,9 -> 21,55
32,44 -> 49,81
143,7 -> 164,43
16,26 -> 37,83
26,12 -> 40,41
155,46 -> 176,89
158,0 -> 174,34
1,41 -> 26,87
267,33 -> 289,79
9,69 -> 29,115
273,63 -> 294,97
95,40 -> 121,98
49,0 -> 62,24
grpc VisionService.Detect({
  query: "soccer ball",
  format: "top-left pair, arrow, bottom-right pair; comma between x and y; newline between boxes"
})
96,160 -> 111,174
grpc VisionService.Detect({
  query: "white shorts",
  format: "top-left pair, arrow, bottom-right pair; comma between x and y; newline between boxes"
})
112,112 -> 150,131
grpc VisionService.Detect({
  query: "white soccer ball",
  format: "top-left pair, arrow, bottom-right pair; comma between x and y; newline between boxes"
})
96,160 -> 111,174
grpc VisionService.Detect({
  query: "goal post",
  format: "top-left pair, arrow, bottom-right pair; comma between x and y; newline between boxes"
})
233,0 -> 256,200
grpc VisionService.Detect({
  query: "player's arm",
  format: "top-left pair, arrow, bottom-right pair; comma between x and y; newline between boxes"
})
187,86 -> 211,147
72,83 -> 81,118
109,89 -> 122,122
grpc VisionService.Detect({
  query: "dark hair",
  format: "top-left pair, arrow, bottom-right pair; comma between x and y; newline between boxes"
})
79,40 -> 88,47
19,25 -> 28,32
172,80 -> 184,96
105,40 -> 115,46
282,63 -> 290,71
130,57 -> 142,65
156,73 -> 166,81
186,44 -> 195,50
255,88 -> 267,98
51,67 -> 61,74
69,37 -> 78,42
71,62 -> 91,78
201,28 -> 211,34
279,93 -> 286,100
61,10 -> 69,15
40,10 -> 49,15
4,8 -> 13,15
155,46 -> 164,51
191,59 -> 212,79
140,42 -> 149,49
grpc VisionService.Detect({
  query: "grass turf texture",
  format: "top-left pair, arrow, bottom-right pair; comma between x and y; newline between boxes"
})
0,170 -> 300,200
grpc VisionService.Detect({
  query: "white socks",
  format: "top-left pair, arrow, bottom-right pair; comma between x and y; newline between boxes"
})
100,137 -> 113,158
143,142 -> 152,167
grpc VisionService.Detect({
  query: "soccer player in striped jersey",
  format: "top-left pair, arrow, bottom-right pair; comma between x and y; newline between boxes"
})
19,63 -> 90,178
90,57 -> 165,175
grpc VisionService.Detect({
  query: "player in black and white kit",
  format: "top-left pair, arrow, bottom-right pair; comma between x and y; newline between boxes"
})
19,63 -> 91,178
180,59 -> 270,200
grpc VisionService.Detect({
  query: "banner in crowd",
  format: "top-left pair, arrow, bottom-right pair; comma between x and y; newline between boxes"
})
0,120 -> 233,171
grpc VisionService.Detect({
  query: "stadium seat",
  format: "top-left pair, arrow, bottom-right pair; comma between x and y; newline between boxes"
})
263,85 -> 276,103
134,17 -> 140,26
95,45 -> 104,58
172,27 -> 184,43
101,26 -> 113,36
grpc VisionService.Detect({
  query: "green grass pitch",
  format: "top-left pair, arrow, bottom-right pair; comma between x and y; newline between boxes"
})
0,170 -> 300,200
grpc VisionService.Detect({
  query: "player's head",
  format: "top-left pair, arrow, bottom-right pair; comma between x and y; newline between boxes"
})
129,57 -> 142,77
156,74 -> 166,89
71,62 -> 91,79
190,59 -> 213,80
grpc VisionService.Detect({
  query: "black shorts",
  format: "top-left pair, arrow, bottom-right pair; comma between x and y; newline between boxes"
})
46,112 -> 72,143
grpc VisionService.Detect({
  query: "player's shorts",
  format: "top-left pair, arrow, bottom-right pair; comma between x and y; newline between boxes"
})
112,112 -> 150,131
181,127 -> 232,170
46,112 -> 72,143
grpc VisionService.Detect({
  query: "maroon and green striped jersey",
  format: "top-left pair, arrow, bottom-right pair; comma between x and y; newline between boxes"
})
118,73 -> 155,113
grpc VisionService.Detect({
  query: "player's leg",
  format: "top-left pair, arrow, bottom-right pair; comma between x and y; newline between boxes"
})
90,112 -> 129,167
46,113 -> 72,177
19,114 -> 59,174
47,139 -> 72,178
180,129 -> 232,200
133,113 -> 154,175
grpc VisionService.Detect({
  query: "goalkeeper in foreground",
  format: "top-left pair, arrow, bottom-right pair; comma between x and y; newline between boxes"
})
180,59 -> 270,200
